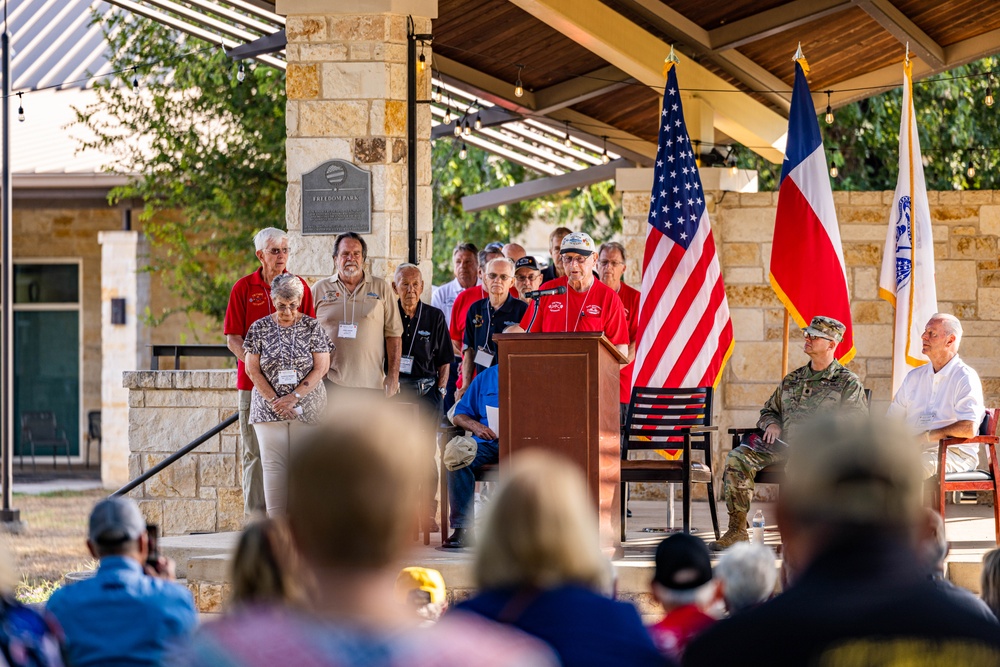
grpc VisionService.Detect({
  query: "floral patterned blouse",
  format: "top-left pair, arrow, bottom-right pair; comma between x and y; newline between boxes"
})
243,315 -> 334,425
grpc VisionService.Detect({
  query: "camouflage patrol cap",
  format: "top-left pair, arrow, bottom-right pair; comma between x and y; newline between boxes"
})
802,316 -> 846,343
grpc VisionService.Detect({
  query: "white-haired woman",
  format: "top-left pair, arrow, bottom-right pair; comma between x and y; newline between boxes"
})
245,273 -> 333,516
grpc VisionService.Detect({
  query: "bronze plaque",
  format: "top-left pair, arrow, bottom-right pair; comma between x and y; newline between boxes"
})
301,160 -> 372,235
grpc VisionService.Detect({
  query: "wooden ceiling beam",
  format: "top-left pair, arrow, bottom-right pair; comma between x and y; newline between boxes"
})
854,0 -> 945,67
434,54 -> 656,165
708,0 -> 853,52
824,26 -> 1000,108
508,0 -> 787,162
617,0 -> 792,114
533,65 -> 636,115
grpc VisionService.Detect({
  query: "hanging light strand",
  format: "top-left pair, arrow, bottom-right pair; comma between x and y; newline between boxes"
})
824,90 -> 834,125
16,92 -> 23,122
514,64 -> 524,98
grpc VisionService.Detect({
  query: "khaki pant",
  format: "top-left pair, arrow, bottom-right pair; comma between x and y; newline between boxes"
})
252,420 -> 314,517
921,447 -> 978,478
239,390 -> 266,515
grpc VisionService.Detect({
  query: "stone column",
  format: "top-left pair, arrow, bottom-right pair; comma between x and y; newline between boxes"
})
277,0 -> 437,287
99,231 -> 150,487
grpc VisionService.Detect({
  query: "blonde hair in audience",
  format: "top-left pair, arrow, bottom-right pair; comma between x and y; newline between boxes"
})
287,396 -> 429,570
475,450 -> 612,594
229,515 -> 303,609
981,548 -> 1000,619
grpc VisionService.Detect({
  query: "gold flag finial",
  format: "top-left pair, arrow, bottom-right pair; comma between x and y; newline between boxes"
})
663,45 -> 680,76
793,41 -> 810,76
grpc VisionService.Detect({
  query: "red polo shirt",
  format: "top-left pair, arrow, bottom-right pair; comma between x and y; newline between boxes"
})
519,277 -> 628,346
223,268 -> 315,390
616,281 -> 641,404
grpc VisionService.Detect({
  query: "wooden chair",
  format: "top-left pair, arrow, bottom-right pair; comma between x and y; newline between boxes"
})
20,411 -> 71,472
621,386 -> 719,541
936,408 -> 1000,544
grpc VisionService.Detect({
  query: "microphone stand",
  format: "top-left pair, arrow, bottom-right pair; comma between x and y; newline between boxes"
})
526,294 -> 542,333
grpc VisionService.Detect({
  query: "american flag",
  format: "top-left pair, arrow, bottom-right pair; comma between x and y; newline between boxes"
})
632,64 -> 734,390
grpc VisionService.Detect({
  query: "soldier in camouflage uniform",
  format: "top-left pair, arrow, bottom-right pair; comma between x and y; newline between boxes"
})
709,316 -> 868,551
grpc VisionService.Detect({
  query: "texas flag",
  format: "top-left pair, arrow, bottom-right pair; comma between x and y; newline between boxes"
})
769,53 -> 855,363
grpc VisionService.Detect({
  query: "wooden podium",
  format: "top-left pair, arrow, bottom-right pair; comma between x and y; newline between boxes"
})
493,332 -> 626,553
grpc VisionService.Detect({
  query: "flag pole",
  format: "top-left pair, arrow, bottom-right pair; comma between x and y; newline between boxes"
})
781,310 -> 789,377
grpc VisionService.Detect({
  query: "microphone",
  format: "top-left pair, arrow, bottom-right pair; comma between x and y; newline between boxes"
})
525,286 -> 567,299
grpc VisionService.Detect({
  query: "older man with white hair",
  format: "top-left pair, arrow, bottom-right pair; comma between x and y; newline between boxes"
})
887,313 -> 985,477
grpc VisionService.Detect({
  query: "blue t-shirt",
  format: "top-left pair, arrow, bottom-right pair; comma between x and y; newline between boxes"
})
46,556 -> 197,667
454,364 -> 499,445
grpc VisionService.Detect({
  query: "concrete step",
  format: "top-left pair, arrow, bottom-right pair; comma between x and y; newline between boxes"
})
160,531 -> 240,578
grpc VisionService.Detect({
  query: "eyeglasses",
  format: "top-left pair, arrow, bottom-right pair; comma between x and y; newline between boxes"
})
561,255 -> 589,265
267,247 -> 290,256
598,260 -> 624,268
486,273 -> 513,282
803,334 -> 830,341
514,273 -> 540,283
275,302 -> 300,312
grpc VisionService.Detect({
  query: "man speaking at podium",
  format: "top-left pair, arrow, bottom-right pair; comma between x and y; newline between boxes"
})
513,232 -> 629,358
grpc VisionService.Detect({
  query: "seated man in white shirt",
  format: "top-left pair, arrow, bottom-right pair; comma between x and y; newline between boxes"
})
887,313 -> 985,477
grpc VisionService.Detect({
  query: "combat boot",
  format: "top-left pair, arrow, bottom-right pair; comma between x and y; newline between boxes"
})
709,510 -> 748,551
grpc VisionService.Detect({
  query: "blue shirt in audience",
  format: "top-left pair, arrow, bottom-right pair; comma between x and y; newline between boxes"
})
46,555 -> 197,667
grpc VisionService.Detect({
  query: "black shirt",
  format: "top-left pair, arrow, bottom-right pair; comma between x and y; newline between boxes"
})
392,301 -> 452,381
463,296 -> 528,371
541,264 -> 559,283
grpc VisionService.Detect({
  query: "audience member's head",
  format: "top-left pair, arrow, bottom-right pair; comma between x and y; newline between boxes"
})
502,243 -> 526,261
229,516 -> 303,609
651,533 -> 715,612
288,398 -> 429,579
918,508 -> 949,577
87,497 -> 149,562
394,566 -> 448,624
714,542 -> 776,614
778,415 -> 922,576
474,451 -> 612,595
981,548 -> 1000,620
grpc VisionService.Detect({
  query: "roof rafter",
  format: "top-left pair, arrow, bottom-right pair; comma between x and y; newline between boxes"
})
854,0 -> 945,67
707,0 -> 853,51
533,65 -> 635,115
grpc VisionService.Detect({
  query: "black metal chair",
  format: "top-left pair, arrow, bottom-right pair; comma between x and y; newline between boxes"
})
20,411 -> 71,472
85,411 -> 102,469
438,424 -> 498,546
621,386 -> 719,541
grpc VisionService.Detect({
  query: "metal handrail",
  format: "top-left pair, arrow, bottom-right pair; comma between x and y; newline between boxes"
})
149,344 -> 233,370
111,412 -> 239,498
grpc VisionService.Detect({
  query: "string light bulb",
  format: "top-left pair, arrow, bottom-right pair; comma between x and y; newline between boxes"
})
601,136 -> 610,164
459,143 -> 467,160
514,65 -> 524,98
563,121 -> 572,147
967,160 -> 976,178
453,121 -> 462,137
462,120 -> 471,137
16,93 -> 24,122
829,161 -> 838,178
236,62 -> 246,83
726,147 -> 738,175
987,74 -> 995,107
474,113 -> 482,131
431,85 -> 440,103
824,91 -> 834,125
132,68 -> 139,94
417,41 -> 426,72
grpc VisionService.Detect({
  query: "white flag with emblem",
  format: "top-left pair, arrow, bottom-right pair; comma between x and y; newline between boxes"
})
878,60 -> 937,398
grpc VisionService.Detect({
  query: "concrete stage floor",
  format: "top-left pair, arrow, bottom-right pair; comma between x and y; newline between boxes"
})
162,497 -> 999,615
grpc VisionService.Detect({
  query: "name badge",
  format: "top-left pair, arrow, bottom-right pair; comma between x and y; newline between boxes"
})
339,323 -> 358,339
917,412 -> 935,428
400,356 -> 414,375
475,348 -> 495,368
277,369 -> 297,385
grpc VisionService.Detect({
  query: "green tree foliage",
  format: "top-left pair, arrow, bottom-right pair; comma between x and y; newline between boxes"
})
431,141 -> 538,284
75,12 -> 286,323
730,56 -> 998,192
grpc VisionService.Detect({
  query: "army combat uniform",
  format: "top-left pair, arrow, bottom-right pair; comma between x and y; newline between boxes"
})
722,359 -> 869,518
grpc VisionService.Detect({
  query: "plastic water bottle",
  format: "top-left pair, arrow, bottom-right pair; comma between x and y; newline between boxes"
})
752,510 -> 765,544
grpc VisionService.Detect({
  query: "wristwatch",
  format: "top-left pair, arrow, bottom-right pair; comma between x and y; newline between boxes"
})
293,391 -> 302,400
438,387 -> 446,395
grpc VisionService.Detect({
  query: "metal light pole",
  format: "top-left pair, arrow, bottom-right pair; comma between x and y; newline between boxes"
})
1,30 -> 20,524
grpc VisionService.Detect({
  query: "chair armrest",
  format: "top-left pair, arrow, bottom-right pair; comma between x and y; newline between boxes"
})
939,435 -> 999,448
689,426 -> 718,434
728,427 -> 759,435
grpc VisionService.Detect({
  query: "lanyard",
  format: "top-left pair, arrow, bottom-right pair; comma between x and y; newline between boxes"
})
341,280 -> 361,325
404,302 -> 423,358
565,284 -> 593,333
483,299 -> 499,353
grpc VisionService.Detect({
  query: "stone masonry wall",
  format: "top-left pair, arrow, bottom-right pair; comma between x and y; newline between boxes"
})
124,370 -> 242,536
621,186 -> 1000,486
